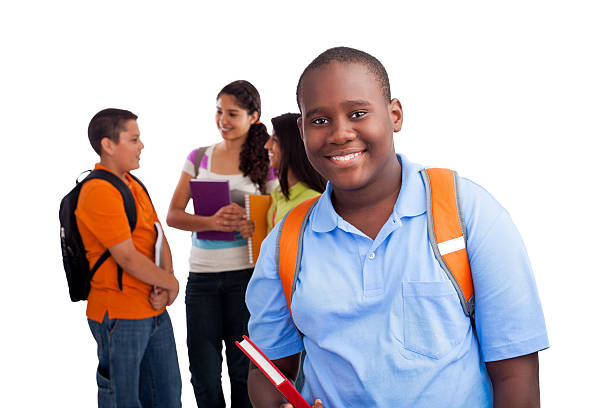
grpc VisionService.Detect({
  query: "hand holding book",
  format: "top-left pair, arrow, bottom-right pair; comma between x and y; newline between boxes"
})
211,202 -> 247,232
236,336 -> 311,408
150,221 -> 168,310
190,179 -> 238,241
237,218 -> 255,239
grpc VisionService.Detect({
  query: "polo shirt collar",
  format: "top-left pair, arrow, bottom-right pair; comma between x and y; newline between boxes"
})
311,154 -> 426,233
394,154 -> 427,218
310,183 -> 338,232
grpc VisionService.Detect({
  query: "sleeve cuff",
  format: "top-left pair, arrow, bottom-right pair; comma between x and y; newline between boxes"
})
254,340 -> 304,361
482,332 -> 550,362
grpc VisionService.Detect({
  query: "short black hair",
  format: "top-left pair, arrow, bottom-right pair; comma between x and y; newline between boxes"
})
271,113 -> 326,199
296,46 -> 391,110
88,108 -> 138,155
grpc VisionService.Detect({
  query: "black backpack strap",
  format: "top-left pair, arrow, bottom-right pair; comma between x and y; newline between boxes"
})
86,169 -> 139,291
90,250 -> 111,278
128,172 -> 152,205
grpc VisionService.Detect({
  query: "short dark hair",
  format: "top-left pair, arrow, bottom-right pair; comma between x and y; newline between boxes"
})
88,108 -> 138,155
271,113 -> 326,199
296,46 -> 391,110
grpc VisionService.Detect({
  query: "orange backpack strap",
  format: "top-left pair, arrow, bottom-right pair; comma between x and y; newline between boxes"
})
276,197 -> 319,315
275,171 -> 474,318
420,168 -> 474,317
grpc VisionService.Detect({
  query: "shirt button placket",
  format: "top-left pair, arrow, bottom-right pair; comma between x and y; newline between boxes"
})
364,249 -> 383,296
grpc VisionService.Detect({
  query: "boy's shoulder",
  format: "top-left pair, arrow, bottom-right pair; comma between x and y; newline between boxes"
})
456,175 -> 508,228
77,178 -> 124,209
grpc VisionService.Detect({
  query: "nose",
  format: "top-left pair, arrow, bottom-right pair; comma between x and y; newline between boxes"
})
264,136 -> 273,150
328,116 -> 356,144
218,113 -> 229,127
139,139 -> 144,150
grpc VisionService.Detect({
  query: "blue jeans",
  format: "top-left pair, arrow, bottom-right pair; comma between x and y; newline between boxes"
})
185,269 -> 253,408
88,310 -> 182,408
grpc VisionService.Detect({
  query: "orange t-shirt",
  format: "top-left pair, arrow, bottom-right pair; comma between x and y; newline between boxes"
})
75,164 -> 164,322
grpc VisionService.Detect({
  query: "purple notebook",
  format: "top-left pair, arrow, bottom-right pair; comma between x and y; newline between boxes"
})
190,179 -> 235,241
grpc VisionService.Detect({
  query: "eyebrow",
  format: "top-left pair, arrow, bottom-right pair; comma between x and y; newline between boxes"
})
216,106 -> 240,113
304,99 -> 372,119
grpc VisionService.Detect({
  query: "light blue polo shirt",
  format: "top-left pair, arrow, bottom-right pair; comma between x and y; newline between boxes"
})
246,154 -> 548,407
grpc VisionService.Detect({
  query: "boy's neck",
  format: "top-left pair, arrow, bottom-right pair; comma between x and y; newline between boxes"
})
331,156 -> 402,239
99,157 -> 129,183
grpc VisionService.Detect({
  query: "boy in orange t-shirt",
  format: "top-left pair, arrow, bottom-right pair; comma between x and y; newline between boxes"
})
75,108 -> 181,407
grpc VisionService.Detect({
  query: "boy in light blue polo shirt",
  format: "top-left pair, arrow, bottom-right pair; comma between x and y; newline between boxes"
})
246,47 -> 548,408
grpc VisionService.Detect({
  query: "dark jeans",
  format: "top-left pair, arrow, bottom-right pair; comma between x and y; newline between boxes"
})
87,310 -> 182,408
185,269 -> 253,408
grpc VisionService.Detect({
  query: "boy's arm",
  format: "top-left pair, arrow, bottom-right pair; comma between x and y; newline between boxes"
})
459,179 -> 547,403
149,233 -> 178,307
486,352 -> 540,408
108,237 -> 179,299
161,234 -> 174,274
160,233 -> 177,306
248,354 -> 300,408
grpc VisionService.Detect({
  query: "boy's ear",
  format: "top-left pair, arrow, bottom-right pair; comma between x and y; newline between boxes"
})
297,116 -> 304,140
389,98 -> 403,133
100,137 -> 115,156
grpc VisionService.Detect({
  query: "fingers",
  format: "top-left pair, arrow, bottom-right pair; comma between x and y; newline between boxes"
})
280,398 -> 324,408
149,290 -> 168,310
213,203 -> 248,231
237,220 -> 255,238
215,215 -> 246,231
218,210 -> 244,220
218,202 -> 245,216
216,220 -> 242,231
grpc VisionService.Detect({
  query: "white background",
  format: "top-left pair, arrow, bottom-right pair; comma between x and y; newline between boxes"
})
1,0 -> 610,406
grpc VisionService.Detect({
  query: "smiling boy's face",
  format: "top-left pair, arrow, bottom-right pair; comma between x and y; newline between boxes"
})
298,61 -> 403,194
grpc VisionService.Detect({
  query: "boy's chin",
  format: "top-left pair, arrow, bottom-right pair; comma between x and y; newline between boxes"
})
329,176 -> 371,193
126,162 -> 140,172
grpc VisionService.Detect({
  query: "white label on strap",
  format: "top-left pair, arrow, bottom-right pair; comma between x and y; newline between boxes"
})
438,237 -> 465,256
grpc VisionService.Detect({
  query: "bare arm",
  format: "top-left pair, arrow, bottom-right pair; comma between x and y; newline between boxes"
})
166,171 -> 246,233
161,234 -> 173,274
248,354 -> 301,408
108,237 -> 179,300
486,352 -> 540,408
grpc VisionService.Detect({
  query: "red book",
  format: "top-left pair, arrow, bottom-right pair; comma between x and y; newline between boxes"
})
189,179 -> 235,241
235,335 -> 310,408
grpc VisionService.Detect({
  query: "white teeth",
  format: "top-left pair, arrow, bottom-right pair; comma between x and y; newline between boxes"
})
331,152 -> 362,162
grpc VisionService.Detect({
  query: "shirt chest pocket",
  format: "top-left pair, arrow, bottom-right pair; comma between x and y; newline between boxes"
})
401,281 -> 470,359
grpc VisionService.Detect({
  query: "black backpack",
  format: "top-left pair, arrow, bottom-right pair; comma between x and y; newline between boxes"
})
59,169 -> 150,301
